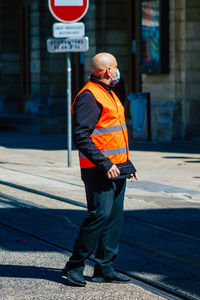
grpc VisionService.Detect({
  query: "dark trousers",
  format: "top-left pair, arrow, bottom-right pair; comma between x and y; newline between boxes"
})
67,173 -> 126,273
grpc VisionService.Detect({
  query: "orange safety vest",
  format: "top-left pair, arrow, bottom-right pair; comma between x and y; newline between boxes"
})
71,81 -> 129,168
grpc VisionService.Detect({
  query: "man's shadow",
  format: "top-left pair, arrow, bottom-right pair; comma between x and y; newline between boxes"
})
0,265 -> 92,287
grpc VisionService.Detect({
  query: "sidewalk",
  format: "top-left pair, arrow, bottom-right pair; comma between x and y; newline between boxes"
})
0,131 -> 200,299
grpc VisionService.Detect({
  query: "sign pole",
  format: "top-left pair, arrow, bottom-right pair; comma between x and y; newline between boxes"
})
67,52 -> 72,167
48,0 -> 90,168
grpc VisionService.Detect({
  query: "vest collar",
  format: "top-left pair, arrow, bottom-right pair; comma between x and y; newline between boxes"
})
90,74 -> 115,94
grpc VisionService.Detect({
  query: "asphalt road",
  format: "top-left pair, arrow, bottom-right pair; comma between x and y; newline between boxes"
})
0,131 -> 200,299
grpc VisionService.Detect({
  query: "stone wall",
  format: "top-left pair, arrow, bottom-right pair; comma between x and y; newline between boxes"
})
0,0 -> 21,113
84,0 -> 129,84
26,0 -> 67,115
141,0 -> 200,141
185,0 -> 200,138
141,0 -> 185,141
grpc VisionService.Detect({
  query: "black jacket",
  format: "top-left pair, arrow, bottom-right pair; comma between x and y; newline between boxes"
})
72,74 -> 136,181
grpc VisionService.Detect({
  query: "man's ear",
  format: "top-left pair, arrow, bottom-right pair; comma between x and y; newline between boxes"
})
104,67 -> 110,79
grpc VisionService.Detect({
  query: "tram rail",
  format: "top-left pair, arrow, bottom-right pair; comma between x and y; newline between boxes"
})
0,166 -> 200,299
0,220 -> 195,300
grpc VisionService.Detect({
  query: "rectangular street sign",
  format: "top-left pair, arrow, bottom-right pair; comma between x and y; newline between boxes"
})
47,37 -> 89,53
53,22 -> 85,38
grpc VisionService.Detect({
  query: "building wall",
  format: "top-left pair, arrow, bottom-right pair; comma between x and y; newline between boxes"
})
26,0 -> 67,115
141,0 -> 200,141
0,0 -> 199,140
0,0 -> 21,113
185,0 -> 200,138
84,0 -> 129,85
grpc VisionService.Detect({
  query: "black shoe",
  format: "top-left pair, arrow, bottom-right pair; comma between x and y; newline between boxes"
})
92,270 -> 130,284
62,267 -> 86,287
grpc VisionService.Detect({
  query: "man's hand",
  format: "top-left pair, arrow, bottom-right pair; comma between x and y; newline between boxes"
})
106,165 -> 120,179
129,172 -> 138,182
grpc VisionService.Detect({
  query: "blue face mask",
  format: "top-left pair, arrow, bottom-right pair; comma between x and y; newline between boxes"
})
111,69 -> 120,85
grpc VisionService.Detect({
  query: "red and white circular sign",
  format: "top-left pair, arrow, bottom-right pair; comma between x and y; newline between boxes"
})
48,0 -> 89,23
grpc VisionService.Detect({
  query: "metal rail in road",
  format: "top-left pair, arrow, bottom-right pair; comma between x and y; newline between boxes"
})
0,220 -> 194,300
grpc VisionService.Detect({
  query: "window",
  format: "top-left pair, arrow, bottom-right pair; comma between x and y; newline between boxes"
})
140,0 -> 169,74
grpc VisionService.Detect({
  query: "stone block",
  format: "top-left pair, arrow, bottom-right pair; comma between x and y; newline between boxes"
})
106,46 -> 128,56
186,70 -> 200,82
188,100 -> 200,121
31,50 -> 40,60
49,73 -> 66,85
174,40 -> 185,52
106,20 -> 127,31
30,37 -> 40,50
30,26 -> 40,36
152,100 -> 183,141
175,9 -> 185,21
175,82 -> 185,99
175,0 -> 185,9
85,20 -> 96,31
31,59 -> 41,73
173,52 -> 186,70
186,22 -> 200,39
157,122 -> 173,142
156,101 -> 175,123
85,1 -> 96,19
31,74 -> 41,84
170,0 -> 175,10
175,70 -> 185,83
169,9 -> 175,22
31,84 -> 49,98
186,8 -> 200,21
186,52 -> 200,69
30,1 -> 39,11
142,82 -> 175,100
30,83 -> 40,97
85,46 -> 96,58
87,32 -> 96,45
1,74 -> 20,84
2,62 -> 20,74
49,59 -> 65,73
187,83 -> 200,99
186,40 -> 200,51
49,84 -> 65,98
142,73 -> 175,84
30,14 -> 40,26
1,40 -> 19,52
30,12 -> 40,25
175,21 -> 186,40
106,30 -> 128,45
187,0 -> 200,8
2,53 -> 20,61
170,21 -> 186,41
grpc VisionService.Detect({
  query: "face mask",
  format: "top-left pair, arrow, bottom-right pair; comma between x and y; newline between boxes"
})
111,69 -> 120,85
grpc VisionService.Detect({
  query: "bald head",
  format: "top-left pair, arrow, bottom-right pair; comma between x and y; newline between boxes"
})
91,53 -> 118,84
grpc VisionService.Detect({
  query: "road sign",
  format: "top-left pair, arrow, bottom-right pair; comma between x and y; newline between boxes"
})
53,22 -> 85,38
47,37 -> 89,53
48,0 -> 89,23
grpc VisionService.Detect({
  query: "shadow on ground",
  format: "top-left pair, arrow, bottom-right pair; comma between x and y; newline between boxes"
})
0,183 -> 200,298
0,130 -> 200,154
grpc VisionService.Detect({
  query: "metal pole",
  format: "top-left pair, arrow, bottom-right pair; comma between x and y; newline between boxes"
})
67,52 -> 72,167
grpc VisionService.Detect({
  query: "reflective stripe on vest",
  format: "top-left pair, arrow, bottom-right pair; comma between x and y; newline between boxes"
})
92,123 -> 127,136
79,146 -> 127,158
72,81 -> 129,169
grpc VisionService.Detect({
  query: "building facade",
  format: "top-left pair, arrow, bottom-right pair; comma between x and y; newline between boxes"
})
0,0 -> 200,141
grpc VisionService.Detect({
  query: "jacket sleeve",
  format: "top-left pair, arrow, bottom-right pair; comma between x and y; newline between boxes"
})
72,90 -> 113,173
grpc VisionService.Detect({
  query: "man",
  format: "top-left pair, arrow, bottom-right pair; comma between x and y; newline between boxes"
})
62,53 -> 138,287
